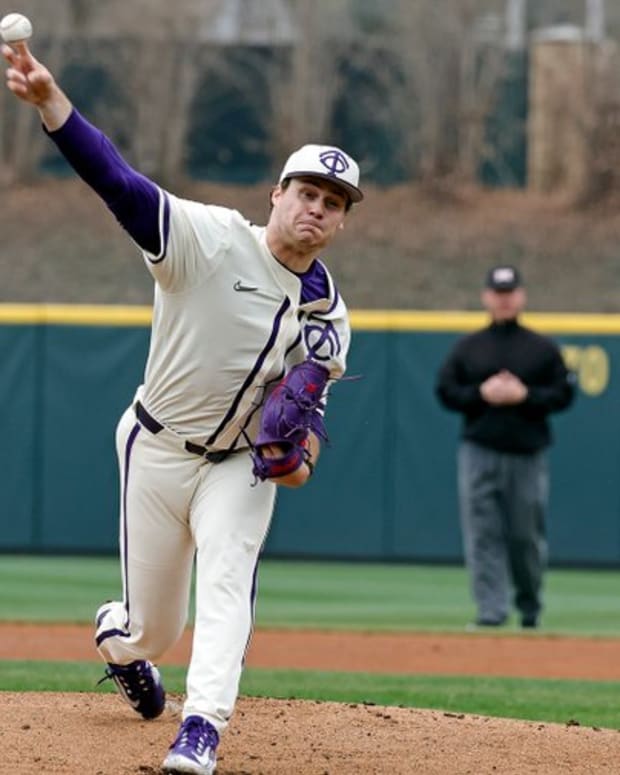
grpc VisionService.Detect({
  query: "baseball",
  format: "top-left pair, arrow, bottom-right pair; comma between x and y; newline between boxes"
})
0,12 -> 33,43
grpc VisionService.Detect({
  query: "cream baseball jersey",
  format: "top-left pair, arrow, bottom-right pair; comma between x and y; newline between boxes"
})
141,196 -> 350,447
47,109 -> 350,451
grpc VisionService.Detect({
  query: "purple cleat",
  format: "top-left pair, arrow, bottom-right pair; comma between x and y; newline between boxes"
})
162,715 -> 219,774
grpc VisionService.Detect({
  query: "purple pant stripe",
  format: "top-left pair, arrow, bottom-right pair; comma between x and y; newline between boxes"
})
96,627 -> 131,648
122,422 -> 141,630
241,559 -> 261,667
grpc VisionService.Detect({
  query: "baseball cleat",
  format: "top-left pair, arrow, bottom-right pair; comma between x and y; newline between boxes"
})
99,659 -> 166,719
162,715 -> 219,774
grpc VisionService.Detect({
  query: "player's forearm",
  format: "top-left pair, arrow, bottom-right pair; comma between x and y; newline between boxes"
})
36,83 -> 72,131
274,435 -> 320,488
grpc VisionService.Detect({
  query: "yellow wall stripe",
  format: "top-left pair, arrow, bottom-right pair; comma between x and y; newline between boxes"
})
349,310 -> 620,334
2,304 -> 620,334
0,304 -> 153,326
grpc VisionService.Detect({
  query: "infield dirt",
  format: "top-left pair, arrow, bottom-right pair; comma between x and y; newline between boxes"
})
1,623 -> 619,774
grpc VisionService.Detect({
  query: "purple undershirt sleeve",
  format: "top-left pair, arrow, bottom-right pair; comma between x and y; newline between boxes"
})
45,108 -> 168,256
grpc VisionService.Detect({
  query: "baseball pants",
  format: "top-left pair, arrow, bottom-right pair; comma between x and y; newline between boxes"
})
95,405 -> 277,733
457,440 -> 548,623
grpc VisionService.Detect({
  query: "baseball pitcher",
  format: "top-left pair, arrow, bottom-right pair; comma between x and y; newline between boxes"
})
2,35 -> 363,775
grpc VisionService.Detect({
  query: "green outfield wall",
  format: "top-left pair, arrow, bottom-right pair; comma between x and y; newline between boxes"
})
0,305 -> 618,566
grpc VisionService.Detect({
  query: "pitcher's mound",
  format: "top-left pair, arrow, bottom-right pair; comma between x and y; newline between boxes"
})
2,691 -> 618,774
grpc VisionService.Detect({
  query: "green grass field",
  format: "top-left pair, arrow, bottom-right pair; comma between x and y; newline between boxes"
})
1,555 -> 619,634
1,556 -> 619,728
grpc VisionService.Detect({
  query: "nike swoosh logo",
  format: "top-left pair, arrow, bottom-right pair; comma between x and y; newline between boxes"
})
233,280 -> 258,292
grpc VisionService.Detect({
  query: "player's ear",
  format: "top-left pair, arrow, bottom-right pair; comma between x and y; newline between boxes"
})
338,222 -> 345,230
269,185 -> 281,211
269,185 -> 278,207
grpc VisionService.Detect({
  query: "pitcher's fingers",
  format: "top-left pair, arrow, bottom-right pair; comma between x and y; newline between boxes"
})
13,40 -> 37,72
2,40 -> 36,70
5,66 -> 28,87
13,41 -> 31,56
26,67 -> 53,91
5,75 -> 29,98
1,42 -> 17,63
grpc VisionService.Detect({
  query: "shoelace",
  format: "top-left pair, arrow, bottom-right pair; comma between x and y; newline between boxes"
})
97,662 -> 152,696
175,718 -> 219,755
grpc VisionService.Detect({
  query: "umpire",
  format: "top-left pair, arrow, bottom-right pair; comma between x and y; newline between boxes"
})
435,265 -> 575,629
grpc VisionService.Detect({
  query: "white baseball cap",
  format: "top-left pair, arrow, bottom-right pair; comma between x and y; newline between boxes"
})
279,144 -> 363,203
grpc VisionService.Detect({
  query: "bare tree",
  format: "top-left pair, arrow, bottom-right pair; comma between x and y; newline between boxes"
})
0,2 -> 71,185
98,2 -> 221,186
0,0 -> 223,187
265,0 -> 349,170
3,0 -> 620,193
388,0 -> 519,186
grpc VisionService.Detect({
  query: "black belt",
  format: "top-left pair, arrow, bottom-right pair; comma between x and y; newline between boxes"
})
134,401 -> 241,463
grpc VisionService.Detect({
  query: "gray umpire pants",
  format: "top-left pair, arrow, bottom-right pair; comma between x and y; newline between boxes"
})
457,440 -> 549,623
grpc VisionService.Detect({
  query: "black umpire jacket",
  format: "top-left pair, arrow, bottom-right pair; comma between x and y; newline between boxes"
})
435,318 -> 576,454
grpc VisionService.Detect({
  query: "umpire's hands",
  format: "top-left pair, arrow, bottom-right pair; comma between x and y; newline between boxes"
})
480,370 -> 528,406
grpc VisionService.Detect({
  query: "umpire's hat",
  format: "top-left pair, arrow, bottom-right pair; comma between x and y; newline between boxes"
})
279,144 -> 363,203
485,265 -> 523,292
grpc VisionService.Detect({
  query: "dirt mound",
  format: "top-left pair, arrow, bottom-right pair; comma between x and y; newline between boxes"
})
2,623 -> 620,773
2,692 -> 618,774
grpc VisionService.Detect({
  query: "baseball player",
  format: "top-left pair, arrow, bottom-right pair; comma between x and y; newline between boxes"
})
3,41 -> 363,775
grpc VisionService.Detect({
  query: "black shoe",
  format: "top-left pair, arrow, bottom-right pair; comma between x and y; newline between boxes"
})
521,615 -> 539,629
475,617 -> 507,627
98,660 -> 166,719
466,616 -> 507,630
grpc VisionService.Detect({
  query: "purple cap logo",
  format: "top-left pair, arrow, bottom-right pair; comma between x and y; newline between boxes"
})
319,149 -> 350,177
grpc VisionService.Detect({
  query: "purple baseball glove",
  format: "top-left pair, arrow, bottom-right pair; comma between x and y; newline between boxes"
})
251,359 -> 330,481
